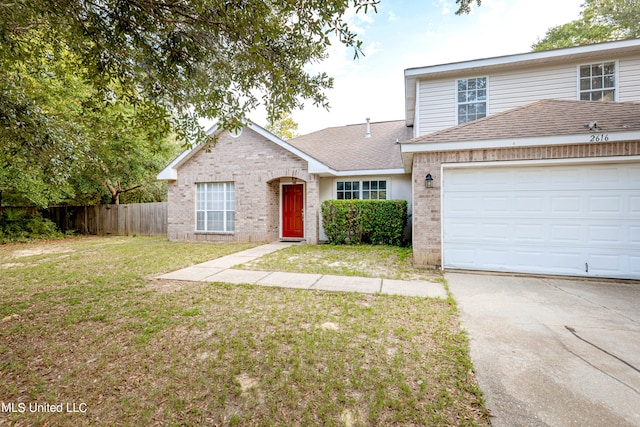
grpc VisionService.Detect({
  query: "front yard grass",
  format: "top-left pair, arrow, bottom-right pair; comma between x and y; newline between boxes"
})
238,243 -> 441,281
0,236 -> 489,426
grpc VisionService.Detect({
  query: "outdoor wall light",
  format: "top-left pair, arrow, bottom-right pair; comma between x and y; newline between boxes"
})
425,173 -> 434,189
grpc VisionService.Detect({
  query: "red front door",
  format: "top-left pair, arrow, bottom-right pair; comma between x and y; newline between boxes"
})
282,184 -> 304,239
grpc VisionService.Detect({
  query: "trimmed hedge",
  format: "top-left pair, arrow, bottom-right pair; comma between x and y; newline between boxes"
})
321,199 -> 408,246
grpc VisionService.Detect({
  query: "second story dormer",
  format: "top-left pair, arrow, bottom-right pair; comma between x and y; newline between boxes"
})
405,38 -> 640,138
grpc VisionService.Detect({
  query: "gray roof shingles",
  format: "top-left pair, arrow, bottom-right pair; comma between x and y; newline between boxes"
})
287,120 -> 412,171
404,99 -> 640,144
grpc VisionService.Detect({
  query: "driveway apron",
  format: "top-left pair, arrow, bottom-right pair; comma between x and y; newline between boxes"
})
446,272 -> 640,427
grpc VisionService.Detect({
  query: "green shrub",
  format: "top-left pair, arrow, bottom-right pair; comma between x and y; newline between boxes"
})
0,209 -> 64,242
321,200 -> 408,246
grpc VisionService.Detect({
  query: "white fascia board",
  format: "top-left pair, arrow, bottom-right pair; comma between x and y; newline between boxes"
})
157,148 -> 191,180
308,159 -> 333,174
248,122 -> 334,172
404,39 -> 640,78
205,123 -> 219,135
401,130 -> 640,153
333,168 -> 407,177
157,123 -> 220,181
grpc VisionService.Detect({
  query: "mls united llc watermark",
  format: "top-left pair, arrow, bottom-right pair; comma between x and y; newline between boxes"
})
1,401 -> 87,414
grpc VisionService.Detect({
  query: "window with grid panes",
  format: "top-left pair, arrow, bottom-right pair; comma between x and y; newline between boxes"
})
579,62 -> 615,101
457,77 -> 487,124
362,180 -> 387,200
336,181 -> 359,199
196,182 -> 235,232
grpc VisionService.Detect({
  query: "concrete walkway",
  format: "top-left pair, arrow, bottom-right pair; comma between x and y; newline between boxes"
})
159,242 -> 446,298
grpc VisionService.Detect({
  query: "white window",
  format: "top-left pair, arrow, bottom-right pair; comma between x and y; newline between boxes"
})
362,180 -> 387,200
457,77 -> 487,124
579,62 -> 616,101
196,182 -> 235,232
336,181 -> 359,200
336,180 -> 387,200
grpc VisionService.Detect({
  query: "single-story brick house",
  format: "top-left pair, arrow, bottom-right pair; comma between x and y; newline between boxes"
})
157,119 -> 412,244
159,39 -> 640,279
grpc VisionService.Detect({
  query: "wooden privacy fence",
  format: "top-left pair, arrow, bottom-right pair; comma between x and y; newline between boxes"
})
44,203 -> 167,236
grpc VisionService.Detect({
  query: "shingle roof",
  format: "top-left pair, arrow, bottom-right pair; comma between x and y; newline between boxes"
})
404,100 -> 640,144
288,120 -> 412,171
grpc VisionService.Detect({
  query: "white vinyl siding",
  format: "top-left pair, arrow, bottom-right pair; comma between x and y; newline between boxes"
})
418,80 -> 457,134
196,182 -> 235,232
416,60 -> 640,135
488,65 -> 577,113
619,56 -> 640,101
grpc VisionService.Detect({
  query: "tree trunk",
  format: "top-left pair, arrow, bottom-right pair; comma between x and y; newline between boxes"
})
106,180 -> 120,205
106,179 -> 141,205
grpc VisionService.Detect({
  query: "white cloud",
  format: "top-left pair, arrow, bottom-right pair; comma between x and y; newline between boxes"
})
405,0 -> 583,67
363,41 -> 382,57
439,0 -> 450,15
244,0 -> 587,134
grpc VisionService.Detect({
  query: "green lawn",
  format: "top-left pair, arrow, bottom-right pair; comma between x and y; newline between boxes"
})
0,236 -> 489,426
237,243 -> 442,281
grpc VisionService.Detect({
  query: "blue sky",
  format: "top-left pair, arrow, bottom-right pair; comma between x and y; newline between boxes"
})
222,0 -> 586,134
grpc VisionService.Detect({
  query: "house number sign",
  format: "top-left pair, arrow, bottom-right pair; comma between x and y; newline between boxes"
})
589,133 -> 610,142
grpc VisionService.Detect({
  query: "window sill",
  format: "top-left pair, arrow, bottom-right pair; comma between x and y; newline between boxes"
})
195,231 -> 235,235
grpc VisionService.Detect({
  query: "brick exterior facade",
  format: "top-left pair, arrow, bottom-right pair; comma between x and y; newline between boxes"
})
412,141 -> 640,266
167,128 -> 320,244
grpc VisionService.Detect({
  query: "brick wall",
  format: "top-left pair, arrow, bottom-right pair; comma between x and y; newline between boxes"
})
412,141 -> 640,266
167,128 -> 319,243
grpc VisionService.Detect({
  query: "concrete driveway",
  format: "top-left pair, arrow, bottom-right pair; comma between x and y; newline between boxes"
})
446,272 -> 640,427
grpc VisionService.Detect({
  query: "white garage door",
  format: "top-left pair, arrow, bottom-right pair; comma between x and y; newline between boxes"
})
442,161 -> 640,279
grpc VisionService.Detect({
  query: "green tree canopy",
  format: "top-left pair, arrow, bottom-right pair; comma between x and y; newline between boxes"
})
2,0 -> 481,140
0,31 -> 179,207
532,0 -> 639,51
266,112 -> 300,140
0,0 -> 481,207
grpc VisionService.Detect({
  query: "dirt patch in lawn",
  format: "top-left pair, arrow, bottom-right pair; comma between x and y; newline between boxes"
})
0,237 -> 489,426
11,246 -> 74,258
239,244 -> 442,281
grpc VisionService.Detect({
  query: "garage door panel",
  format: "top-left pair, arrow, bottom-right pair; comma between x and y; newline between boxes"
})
548,251 -> 583,270
589,196 -> 621,213
631,226 -> 640,245
549,168 -> 581,185
514,224 -> 545,241
443,162 -> 640,279
551,196 -> 581,213
516,196 -> 545,213
588,225 -> 623,244
550,224 -> 582,243
483,196 -> 510,212
446,195 -> 477,212
631,256 -> 640,275
589,253 -> 621,275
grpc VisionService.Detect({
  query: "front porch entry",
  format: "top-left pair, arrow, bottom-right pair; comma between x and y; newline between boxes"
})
281,183 -> 304,240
